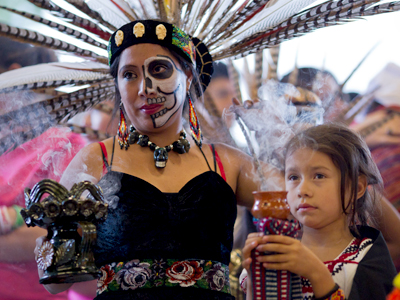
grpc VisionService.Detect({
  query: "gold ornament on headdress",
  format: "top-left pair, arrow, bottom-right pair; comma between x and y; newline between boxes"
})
156,24 -> 167,40
115,30 -> 124,47
134,22 -> 145,38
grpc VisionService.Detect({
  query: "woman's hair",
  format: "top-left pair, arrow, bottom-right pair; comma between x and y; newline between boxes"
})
109,45 -> 203,123
284,123 -> 383,235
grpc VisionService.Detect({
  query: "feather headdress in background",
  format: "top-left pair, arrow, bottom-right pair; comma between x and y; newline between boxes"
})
0,0 -> 399,154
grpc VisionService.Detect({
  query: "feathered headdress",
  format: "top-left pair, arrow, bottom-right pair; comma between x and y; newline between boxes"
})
0,0 -> 399,154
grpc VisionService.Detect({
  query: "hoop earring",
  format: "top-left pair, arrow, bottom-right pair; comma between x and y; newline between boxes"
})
188,93 -> 202,147
118,103 -> 129,150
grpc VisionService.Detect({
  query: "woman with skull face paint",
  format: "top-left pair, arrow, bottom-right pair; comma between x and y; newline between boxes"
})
34,20 -> 283,299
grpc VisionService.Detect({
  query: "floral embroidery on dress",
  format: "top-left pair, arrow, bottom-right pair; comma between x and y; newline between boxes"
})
205,263 -> 227,291
151,259 -> 167,286
166,260 -> 204,287
115,260 -> 152,290
97,259 -> 231,295
98,264 -> 115,293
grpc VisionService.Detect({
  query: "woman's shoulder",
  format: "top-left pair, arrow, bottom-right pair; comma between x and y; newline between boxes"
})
208,142 -> 250,162
77,136 -> 115,158
60,137 -> 116,187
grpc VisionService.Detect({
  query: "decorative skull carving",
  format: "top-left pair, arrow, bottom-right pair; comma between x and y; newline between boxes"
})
143,56 -> 186,128
154,147 -> 168,168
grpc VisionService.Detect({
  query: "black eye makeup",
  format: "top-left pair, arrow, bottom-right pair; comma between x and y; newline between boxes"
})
148,59 -> 173,79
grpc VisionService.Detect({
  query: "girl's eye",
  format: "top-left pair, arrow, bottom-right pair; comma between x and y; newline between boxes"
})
287,175 -> 298,181
315,173 -> 325,179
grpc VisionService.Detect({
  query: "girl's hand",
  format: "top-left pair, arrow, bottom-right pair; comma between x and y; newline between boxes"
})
256,235 -> 336,298
255,235 -> 320,278
242,232 -> 264,274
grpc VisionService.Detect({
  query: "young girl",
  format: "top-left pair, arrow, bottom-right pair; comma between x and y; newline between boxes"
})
240,124 -> 397,299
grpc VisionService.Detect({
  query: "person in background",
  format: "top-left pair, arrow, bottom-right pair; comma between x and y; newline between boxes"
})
350,62 -> 400,271
281,67 -> 349,122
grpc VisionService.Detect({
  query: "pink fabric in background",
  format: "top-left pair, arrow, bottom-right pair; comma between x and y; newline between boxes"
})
0,127 -> 87,300
0,127 -> 87,206
67,289 -> 94,300
0,260 -> 69,300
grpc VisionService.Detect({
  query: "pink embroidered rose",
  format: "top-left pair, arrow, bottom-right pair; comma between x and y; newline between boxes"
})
166,260 -> 203,287
97,265 -> 115,293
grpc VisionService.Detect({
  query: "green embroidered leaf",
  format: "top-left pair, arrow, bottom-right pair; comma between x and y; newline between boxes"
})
115,262 -> 124,272
196,279 -> 209,290
154,279 -> 163,287
164,279 -> 176,287
108,281 -> 119,291
143,280 -> 152,288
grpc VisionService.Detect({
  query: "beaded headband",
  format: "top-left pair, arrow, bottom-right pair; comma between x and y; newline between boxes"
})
108,20 -> 213,95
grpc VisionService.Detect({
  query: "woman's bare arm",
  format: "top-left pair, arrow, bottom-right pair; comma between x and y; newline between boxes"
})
377,196 -> 400,262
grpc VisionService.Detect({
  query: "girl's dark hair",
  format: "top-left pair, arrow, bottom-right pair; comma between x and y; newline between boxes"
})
109,46 -> 203,123
284,123 -> 383,235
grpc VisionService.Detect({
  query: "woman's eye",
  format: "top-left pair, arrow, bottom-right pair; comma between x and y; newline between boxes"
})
123,71 -> 136,79
153,65 -> 167,74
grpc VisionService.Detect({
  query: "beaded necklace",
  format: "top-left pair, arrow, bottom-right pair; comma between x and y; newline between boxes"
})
126,125 -> 190,168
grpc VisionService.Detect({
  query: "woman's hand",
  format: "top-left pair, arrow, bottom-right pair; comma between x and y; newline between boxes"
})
34,236 -> 73,294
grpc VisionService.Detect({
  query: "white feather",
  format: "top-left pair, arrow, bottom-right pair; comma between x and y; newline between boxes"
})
85,0 -> 132,28
210,0 -> 319,50
0,62 -> 110,90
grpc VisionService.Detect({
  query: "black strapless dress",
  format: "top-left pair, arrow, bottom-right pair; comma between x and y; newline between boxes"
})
93,170 -> 237,300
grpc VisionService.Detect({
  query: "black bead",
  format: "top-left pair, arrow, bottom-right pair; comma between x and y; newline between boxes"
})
129,125 -> 135,132
180,131 -> 187,138
149,143 -> 157,150
181,139 -> 191,153
172,140 -> 186,154
165,145 -> 172,152
128,131 -> 140,144
137,135 -> 149,147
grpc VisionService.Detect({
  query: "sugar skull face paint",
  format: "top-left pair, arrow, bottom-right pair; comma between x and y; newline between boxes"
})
143,55 -> 186,128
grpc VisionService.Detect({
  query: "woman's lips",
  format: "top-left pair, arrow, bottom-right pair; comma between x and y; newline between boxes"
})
297,203 -> 316,212
140,104 -> 163,115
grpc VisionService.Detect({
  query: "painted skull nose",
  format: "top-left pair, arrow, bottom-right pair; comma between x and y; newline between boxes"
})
145,77 -> 153,89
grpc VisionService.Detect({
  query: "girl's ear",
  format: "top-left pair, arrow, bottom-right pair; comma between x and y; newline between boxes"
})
356,174 -> 368,200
